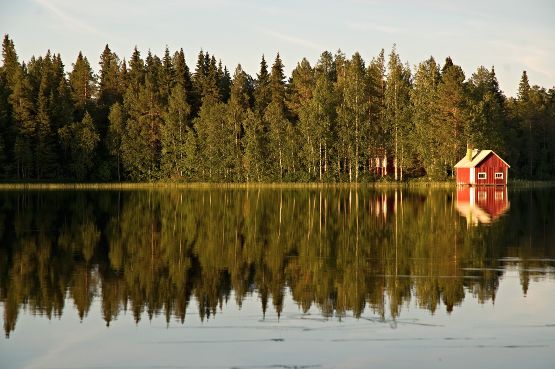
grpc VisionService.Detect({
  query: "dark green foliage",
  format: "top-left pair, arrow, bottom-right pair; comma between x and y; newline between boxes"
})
69,52 -> 95,120
58,112 -> 99,180
254,55 -> 271,116
0,35 -> 554,182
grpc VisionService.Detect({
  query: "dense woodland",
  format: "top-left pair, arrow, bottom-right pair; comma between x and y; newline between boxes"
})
2,189 -> 554,336
0,35 -> 554,182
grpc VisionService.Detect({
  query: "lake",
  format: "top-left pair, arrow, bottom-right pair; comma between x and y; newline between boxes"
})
1,187 -> 554,369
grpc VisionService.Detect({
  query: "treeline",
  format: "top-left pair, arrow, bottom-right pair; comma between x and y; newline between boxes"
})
0,35 -> 554,182
2,189 -> 554,336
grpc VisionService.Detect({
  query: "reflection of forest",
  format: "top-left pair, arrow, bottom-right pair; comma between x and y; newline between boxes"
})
1,189 -> 554,337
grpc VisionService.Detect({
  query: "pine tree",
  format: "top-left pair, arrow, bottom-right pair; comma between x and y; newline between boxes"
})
122,64 -> 163,181
0,76 -> 9,176
127,47 -> 145,93
1,35 -> 21,175
98,45 -> 122,109
58,112 -> 99,180
107,102 -> 124,181
288,58 -> 314,121
172,49 -> 194,110
69,52 -> 96,120
9,65 -> 35,178
2,35 -> 20,89
517,70 -> 533,177
159,46 -> 176,106
467,66 -> 506,153
433,58 -> 468,177
265,54 -> 290,180
254,55 -> 271,116
227,64 -> 251,180
193,96 -> 231,180
269,53 -> 286,106
218,62 -> 231,103
35,73 -> 58,178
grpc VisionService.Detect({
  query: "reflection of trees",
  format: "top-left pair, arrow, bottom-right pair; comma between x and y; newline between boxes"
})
1,188 -> 554,337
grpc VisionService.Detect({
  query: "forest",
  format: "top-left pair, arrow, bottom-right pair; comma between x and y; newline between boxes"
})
2,188 -> 554,337
0,34 -> 554,182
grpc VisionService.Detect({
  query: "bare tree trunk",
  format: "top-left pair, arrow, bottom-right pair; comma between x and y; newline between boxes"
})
319,141 -> 322,181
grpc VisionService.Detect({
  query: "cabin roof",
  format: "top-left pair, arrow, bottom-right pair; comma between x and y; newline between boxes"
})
454,150 -> 510,168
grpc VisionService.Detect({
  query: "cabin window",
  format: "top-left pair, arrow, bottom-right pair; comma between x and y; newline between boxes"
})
478,191 -> 487,200
495,172 -> 503,179
477,172 -> 487,180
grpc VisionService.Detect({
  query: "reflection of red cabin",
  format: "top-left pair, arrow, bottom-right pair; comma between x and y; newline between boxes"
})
456,187 -> 510,225
454,150 -> 510,186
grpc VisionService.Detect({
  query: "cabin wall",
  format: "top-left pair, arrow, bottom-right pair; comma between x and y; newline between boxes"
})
456,168 -> 470,185
475,154 -> 508,186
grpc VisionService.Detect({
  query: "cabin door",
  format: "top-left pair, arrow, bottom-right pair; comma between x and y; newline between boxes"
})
470,168 -> 475,185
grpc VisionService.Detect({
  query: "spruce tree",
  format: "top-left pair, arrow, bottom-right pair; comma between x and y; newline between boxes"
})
107,102 -> 125,181
98,45 -> 122,109
69,52 -> 96,120
172,49 -> 194,111
227,64 -> 250,180
35,73 -> 58,178
58,112 -> 99,180
254,55 -> 271,116
433,57 -> 468,177
411,57 -> 441,178
9,65 -> 35,178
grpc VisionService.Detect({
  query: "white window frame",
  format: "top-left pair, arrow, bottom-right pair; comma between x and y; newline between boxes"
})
477,172 -> 487,180
495,172 -> 503,179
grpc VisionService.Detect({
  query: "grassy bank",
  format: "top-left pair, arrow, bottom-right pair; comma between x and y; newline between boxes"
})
0,179 -> 552,191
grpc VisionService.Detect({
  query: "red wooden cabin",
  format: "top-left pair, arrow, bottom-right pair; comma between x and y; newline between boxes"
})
456,186 -> 510,225
454,149 -> 510,186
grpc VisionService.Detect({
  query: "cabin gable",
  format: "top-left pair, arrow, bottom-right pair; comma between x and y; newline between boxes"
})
455,150 -> 509,186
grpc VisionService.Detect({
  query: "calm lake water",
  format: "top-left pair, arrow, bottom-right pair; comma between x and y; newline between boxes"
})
1,187 -> 554,369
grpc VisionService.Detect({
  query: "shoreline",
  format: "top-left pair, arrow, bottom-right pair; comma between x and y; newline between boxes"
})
0,180 -> 553,190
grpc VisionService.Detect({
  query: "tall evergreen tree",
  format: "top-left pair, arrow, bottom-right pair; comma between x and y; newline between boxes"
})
193,96 -> 231,180
254,55 -> 271,116
69,52 -> 96,120
98,45 -> 122,109
433,57 -> 468,177
58,112 -> 99,180
411,57 -> 441,178
227,64 -> 250,180
107,102 -> 125,181
122,60 -> 164,180
9,65 -> 35,178
35,73 -> 58,178
172,49 -> 194,111
265,54 -> 291,180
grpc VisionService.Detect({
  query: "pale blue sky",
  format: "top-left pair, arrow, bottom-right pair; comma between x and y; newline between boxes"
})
1,0 -> 554,96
